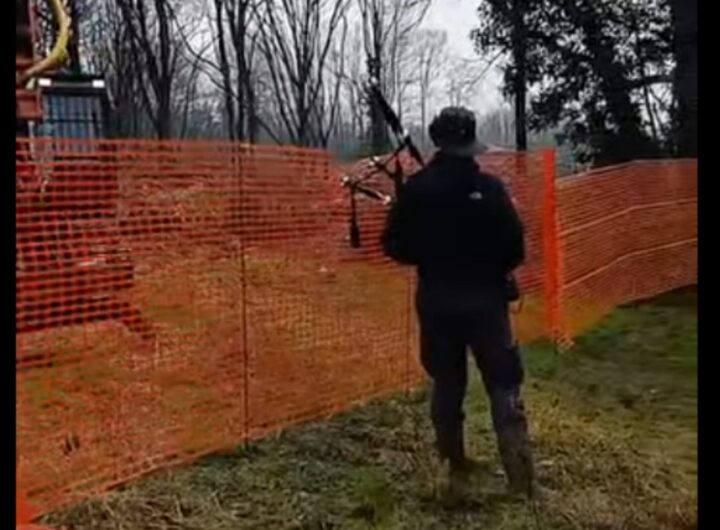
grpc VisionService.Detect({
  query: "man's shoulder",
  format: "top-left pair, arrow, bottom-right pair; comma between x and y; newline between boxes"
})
476,170 -> 508,192
403,158 -> 506,196
476,167 -> 501,180
402,165 -> 438,194
404,163 -> 506,191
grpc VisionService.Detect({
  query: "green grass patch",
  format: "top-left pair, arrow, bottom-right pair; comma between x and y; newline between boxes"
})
43,289 -> 696,530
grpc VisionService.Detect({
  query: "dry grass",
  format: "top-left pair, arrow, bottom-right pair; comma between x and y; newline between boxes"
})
40,289 -> 697,530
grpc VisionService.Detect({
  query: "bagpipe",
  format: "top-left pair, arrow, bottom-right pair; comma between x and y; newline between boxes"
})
340,77 -> 424,249
340,77 -> 520,303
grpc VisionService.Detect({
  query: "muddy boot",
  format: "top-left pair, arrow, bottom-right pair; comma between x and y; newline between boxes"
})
448,447 -> 484,480
496,424 -> 535,497
437,428 -> 473,495
489,386 -> 536,497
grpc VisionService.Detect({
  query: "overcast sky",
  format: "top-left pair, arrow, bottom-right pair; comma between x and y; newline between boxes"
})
420,0 -> 505,115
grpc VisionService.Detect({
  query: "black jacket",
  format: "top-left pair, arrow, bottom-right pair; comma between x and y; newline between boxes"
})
381,152 -> 525,288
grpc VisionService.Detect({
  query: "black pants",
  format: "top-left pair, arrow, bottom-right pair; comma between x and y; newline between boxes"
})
416,282 -> 528,463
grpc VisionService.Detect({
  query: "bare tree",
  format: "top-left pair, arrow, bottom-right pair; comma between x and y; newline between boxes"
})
114,0 -> 186,139
339,24 -> 366,144
173,50 -> 206,139
203,0 -> 262,141
358,0 -> 430,152
318,21 -> 368,157
254,0 -> 350,147
477,107 -> 515,146
413,29 -> 447,150
170,0 -> 266,141
444,55 -> 498,108
81,0 -> 151,136
320,17 -> 351,146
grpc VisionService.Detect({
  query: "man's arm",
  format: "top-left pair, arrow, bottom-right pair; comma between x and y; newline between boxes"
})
495,180 -> 525,273
381,185 -> 421,265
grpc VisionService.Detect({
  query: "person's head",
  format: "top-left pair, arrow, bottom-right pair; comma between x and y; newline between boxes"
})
429,107 -> 488,157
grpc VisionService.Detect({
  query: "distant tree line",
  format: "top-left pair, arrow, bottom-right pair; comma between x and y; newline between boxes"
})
33,0 -> 494,156
31,0 -> 696,167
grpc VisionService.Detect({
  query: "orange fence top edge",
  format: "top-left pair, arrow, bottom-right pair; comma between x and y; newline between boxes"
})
15,136 -> 332,157
557,158 -> 698,188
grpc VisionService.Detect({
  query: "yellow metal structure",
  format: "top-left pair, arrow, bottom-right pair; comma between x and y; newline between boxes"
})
16,0 -> 72,86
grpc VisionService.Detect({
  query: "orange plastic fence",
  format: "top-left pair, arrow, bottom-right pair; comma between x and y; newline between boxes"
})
15,137 -> 696,521
555,159 -> 698,341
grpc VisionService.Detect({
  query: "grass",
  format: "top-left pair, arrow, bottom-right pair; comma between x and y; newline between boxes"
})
42,289 -> 696,530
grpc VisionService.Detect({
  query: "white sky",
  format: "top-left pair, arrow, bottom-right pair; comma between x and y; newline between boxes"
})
420,0 -> 505,115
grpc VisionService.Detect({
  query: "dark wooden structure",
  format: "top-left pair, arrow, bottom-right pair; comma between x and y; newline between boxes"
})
16,0 -> 153,351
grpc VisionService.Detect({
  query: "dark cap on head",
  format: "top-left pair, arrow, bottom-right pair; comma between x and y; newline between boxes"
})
429,106 -> 487,156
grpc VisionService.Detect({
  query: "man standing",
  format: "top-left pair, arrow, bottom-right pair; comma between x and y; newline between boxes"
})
381,107 -> 534,495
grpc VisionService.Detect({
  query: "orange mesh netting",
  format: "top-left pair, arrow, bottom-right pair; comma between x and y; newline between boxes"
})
555,159 -> 698,342
15,137 -> 695,521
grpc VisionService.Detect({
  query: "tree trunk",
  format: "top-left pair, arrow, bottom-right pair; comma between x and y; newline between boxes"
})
214,0 -> 236,141
511,0 -> 527,151
67,0 -> 82,73
155,0 -> 172,139
246,80 -> 258,142
231,3 -> 248,142
671,0 -> 698,157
